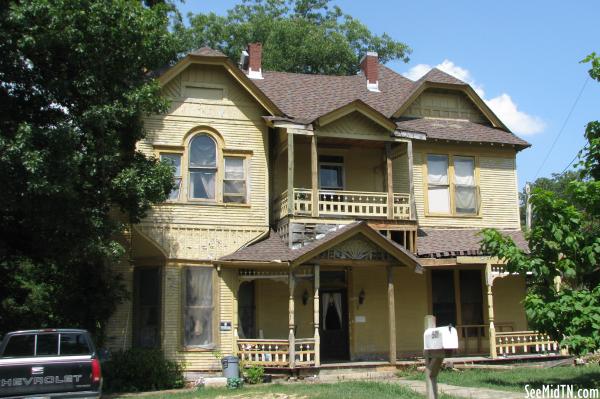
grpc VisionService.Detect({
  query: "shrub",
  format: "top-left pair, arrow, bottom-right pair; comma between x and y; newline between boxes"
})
244,365 -> 265,384
227,377 -> 244,389
102,348 -> 184,392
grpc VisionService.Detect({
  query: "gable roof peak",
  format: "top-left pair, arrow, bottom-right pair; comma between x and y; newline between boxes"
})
189,47 -> 227,58
419,67 -> 466,85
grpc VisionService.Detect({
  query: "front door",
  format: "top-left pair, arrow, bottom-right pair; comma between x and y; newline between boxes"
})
319,289 -> 349,361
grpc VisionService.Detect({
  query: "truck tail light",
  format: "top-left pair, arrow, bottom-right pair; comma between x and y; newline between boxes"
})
91,358 -> 101,384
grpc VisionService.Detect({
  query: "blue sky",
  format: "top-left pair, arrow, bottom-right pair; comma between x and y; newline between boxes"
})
178,1 -> 599,189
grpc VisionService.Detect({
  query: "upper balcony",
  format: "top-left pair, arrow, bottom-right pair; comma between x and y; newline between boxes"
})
273,189 -> 411,220
270,130 -> 416,224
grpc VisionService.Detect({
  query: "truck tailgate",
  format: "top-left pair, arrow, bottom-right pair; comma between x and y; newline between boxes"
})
0,355 -> 93,397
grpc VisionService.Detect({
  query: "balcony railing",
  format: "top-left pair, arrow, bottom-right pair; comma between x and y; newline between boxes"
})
272,188 -> 412,220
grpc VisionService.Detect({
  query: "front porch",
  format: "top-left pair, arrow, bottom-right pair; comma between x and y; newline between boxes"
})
216,223 -> 565,371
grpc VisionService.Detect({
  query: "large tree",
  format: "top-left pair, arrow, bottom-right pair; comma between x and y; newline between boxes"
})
481,54 -> 600,355
180,0 -> 411,75
0,0 -> 181,342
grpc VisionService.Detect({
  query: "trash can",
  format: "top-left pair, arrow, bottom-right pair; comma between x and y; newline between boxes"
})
221,355 -> 239,378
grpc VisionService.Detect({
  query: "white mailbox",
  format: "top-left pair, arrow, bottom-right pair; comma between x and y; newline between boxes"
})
423,325 -> 458,351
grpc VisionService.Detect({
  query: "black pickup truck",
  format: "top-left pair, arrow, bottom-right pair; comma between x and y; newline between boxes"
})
0,329 -> 102,398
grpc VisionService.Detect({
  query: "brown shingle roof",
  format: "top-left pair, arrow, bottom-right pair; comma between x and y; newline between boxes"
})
417,228 -> 528,258
418,68 -> 467,86
190,47 -> 227,57
395,118 -> 531,149
219,230 -> 292,262
218,222 -> 421,270
253,65 -> 415,121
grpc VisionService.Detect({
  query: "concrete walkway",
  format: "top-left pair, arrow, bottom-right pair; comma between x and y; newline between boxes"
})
395,378 -> 523,399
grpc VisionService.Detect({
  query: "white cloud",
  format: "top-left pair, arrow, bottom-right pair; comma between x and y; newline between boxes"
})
486,94 -> 545,135
402,60 -> 544,135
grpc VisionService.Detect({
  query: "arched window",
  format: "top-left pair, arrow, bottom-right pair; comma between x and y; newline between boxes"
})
189,134 -> 217,199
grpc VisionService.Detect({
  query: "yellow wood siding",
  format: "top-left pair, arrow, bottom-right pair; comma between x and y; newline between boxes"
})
413,142 -> 521,229
289,143 -> 387,192
317,111 -> 390,139
107,63 -> 272,370
403,89 -> 487,123
493,276 -> 528,331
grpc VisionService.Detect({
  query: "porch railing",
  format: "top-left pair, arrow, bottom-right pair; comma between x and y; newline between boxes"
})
237,338 -> 316,368
495,331 -> 561,357
456,323 -> 514,355
272,188 -> 412,220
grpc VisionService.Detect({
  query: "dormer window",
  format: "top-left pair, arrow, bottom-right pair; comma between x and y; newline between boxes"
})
189,135 -> 217,200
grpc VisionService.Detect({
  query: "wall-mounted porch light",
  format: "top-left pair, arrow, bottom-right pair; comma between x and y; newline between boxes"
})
358,289 -> 366,306
302,289 -> 309,305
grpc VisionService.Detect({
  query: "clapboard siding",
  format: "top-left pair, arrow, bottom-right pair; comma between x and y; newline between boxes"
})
413,143 -> 520,229
113,62 -> 271,370
317,111 -> 390,138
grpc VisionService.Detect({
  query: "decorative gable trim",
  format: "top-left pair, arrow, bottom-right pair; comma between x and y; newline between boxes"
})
316,100 -> 396,132
392,82 -> 509,131
157,54 -> 283,117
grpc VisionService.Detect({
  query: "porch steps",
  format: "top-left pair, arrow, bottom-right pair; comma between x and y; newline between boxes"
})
315,364 -> 398,382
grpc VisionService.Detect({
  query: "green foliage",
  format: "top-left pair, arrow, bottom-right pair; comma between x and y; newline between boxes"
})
0,0 -> 181,341
226,377 -> 245,389
519,170 -> 580,229
244,365 -> 265,384
102,348 -> 185,393
179,0 -> 411,75
480,53 -> 600,355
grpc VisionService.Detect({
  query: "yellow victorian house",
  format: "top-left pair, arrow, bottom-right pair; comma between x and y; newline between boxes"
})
105,44 -> 560,374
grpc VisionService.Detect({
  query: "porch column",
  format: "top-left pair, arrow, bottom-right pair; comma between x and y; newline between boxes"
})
407,140 -> 416,220
232,279 -> 239,355
287,132 -> 294,218
313,264 -> 320,366
387,266 -> 397,364
385,142 -> 394,220
288,270 -> 296,368
311,134 -> 319,217
485,262 -> 497,359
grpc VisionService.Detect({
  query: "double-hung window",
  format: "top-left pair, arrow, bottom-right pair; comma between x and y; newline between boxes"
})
160,153 -> 182,200
223,157 -> 247,203
426,154 -> 479,215
184,267 -> 215,349
454,156 -> 477,214
189,135 -> 217,200
427,154 -> 450,213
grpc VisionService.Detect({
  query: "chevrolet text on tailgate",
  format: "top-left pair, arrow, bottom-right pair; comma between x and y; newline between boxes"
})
0,329 -> 101,399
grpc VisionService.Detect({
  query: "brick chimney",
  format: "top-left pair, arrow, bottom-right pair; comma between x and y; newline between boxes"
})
360,52 -> 379,92
246,42 -> 263,79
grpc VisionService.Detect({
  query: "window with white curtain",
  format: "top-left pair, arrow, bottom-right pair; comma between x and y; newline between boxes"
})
184,267 -> 215,348
160,153 -> 182,200
189,135 -> 217,200
223,156 -> 247,203
427,154 -> 450,213
454,156 -> 477,214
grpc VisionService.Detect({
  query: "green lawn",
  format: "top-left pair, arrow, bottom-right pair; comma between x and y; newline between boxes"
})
402,364 -> 600,393
110,380 -> 456,399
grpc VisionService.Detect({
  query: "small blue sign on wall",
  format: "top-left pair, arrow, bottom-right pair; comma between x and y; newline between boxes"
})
220,321 -> 232,331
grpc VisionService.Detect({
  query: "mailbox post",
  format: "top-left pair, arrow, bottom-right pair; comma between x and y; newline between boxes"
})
423,315 -> 458,399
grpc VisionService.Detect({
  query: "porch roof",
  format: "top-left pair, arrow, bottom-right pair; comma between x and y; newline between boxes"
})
416,228 -> 529,259
217,221 -> 422,271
